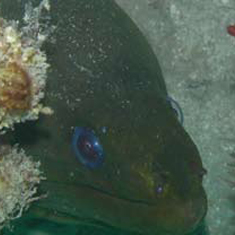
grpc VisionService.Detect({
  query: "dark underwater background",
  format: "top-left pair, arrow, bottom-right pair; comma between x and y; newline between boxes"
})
0,0 -> 235,234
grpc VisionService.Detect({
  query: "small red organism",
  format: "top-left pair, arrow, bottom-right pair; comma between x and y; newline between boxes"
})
227,25 -> 235,36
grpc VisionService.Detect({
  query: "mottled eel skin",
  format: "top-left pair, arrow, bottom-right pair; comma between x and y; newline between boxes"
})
0,0 -> 208,234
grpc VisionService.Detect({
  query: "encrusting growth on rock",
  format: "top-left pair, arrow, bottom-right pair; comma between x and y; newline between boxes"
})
0,0 -> 53,134
0,145 -> 45,230
0,0 -> 52,230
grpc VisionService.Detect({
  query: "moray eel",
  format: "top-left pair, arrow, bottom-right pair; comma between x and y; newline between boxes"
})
0,0 -> 207,234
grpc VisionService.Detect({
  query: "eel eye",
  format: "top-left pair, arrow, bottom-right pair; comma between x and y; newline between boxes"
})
72,127 -> 104,169
166,96 -> 184,124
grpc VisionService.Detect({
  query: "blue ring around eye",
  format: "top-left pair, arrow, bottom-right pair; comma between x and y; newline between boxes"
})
166,96 -> 184,124
72,127 -> 104,169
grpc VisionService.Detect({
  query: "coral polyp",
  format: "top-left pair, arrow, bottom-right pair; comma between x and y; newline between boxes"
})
0,5 -> 52,133
0,62 -> 31,111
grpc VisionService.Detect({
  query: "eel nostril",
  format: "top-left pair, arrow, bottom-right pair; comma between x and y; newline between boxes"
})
189,158 -> 207,178
199,167 -> 207,177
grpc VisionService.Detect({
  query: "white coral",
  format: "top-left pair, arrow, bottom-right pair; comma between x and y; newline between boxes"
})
0,145 -> 45,230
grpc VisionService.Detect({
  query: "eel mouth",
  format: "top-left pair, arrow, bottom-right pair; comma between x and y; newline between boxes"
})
33,180 -> 207,235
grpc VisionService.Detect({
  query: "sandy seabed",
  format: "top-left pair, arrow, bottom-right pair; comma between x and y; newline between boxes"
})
116,0 -> 235,234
